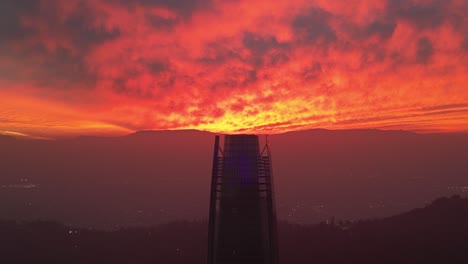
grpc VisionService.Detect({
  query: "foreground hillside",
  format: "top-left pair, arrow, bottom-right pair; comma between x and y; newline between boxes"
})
1,196 -> 467,263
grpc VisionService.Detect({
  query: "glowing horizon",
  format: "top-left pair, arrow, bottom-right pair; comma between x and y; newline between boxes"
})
1,0 -> 467,138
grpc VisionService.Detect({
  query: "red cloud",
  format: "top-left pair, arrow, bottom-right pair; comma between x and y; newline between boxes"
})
0,0 -> 467,138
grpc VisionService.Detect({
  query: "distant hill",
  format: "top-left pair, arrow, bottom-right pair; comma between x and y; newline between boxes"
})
1,196 -> 467,264
280,195 -> 468,264
0,129 -> 467,227
0,134 -> 16,142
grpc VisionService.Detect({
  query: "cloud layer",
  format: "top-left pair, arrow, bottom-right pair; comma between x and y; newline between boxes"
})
1,0 -> 467,137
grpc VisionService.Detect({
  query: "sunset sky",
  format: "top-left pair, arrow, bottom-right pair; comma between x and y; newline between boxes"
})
1,0 -> 467,138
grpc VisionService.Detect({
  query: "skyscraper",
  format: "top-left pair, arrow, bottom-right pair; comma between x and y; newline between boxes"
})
207,135 -> 278,264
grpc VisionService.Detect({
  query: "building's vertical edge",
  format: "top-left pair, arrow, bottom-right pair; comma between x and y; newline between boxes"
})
208,134 -> 278,264
266,135 -> 279,264
207,135 -> 220,264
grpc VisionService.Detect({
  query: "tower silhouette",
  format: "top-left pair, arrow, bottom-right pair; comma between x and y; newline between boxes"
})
207,135 -> 278,264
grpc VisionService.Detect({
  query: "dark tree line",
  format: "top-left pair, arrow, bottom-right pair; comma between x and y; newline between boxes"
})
1,196 -> 468,263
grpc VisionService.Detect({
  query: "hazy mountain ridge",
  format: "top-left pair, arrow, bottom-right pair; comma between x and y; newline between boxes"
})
4,128 -> 465,141
1,129 -> 467,228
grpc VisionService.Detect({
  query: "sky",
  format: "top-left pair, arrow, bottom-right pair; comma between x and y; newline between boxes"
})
1,0 -> 467,138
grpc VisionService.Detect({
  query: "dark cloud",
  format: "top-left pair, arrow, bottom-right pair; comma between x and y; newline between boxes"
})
302,62 -> 322,81
145,14 -> 178,30
0,1 -> 119,88
0,0 -> 40,41
110,59 -> 189,99
36,46 -> 96,88
64,3 -> 121,49
243,32 -> 283,54
197,41 -> 245,65
210,68 -> 257,90
462,35 -> 468,53
416,37 -> 434,64
155,73 -> 176,89
145,60 -> 169,73
390,0 -> 448,29
2,0 -> 120,48
365,21 -> 396,39
111,0 -> 213,17
362,46 -> 387,66
242,32 -> 290,67
0,42 -> 96,88
267,52 -> 289,66
292,8 -> 337,45
112,78 -> 154,99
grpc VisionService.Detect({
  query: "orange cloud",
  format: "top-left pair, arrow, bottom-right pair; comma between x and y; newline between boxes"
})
0,0 -> 467,138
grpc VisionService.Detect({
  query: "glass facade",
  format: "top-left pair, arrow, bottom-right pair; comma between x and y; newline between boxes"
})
208,135 -> 278,264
